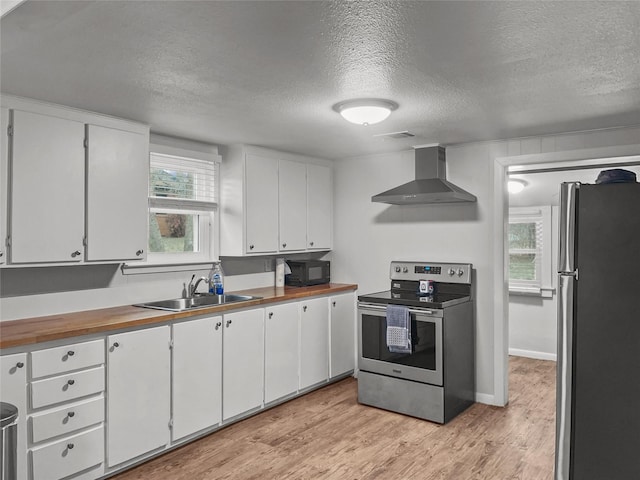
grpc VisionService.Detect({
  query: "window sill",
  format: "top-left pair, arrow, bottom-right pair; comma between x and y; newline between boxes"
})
509,286 -> 555,298
122,261 -> 214,275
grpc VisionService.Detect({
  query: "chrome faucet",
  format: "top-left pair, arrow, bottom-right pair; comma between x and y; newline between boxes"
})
188,276 -> 210,297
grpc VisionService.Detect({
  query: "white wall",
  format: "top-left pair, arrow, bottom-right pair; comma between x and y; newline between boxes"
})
508,206 -> 559,361
331,125 -> 640,405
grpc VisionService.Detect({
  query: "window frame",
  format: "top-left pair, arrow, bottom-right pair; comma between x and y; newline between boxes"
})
146,139 -> 220,266
508,206 -> 553,296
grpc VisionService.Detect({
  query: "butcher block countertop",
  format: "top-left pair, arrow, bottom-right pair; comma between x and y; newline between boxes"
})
0,283 -> 358,349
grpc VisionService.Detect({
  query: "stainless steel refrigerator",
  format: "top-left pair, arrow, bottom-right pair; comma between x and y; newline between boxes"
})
555,181 -> 640,479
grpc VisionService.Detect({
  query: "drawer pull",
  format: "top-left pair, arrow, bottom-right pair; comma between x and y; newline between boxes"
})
67,443 -> 74,450
303,305 -> 308,312
268,312 -> 273,319
16,362 -> 24,368
71,250 -> 81,258
67,379 -> 75,386
226,320 -> 232,327
215,322 -> 221,330
113,342 -> 120,348
67,411 -> 75,418
67,350 -> 75,356
136,249 -> 144,256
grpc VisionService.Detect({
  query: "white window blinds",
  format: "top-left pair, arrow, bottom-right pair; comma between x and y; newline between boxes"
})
149,152 -> 218,211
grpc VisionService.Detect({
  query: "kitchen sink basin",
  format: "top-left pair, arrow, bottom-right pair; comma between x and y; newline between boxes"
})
135,294 -> 261,312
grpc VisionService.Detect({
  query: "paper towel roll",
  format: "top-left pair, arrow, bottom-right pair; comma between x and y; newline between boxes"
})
275,258 -> 285,287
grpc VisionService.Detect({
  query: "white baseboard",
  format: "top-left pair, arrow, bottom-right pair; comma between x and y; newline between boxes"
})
509,348 -> 557,362
475,392 -> 497,406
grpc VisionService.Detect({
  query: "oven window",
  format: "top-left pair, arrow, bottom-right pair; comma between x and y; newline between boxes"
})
361,313 -> 437,370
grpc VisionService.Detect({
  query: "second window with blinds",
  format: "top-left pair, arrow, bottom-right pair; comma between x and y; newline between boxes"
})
508,206 -> 553,296
148,140 -> 219,264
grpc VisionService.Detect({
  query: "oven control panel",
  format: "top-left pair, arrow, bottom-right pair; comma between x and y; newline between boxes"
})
390,261 -> 472,284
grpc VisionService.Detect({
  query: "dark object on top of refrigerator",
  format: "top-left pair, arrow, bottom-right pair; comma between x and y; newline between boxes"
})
594,168 -> 637,184
555,181 -> 640,480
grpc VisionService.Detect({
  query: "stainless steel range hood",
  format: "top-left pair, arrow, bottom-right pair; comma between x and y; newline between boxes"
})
372,146 -> 477,204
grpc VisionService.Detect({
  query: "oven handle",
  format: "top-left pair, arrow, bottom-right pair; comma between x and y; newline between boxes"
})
358,302 -> 441,317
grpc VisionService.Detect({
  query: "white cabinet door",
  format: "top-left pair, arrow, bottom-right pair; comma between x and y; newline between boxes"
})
306,163 -> 332,250
299,297 -> 329,390
86,125 -> 148,262
264,303 -> 299,404
0,107 -> 8,264
172,316 -> 222,442
222,308 -> 264,420
245,154 -> 278,254
278,159 -> 307,252
10,110 -> 85,264
330,292 -> 356,378
107,326 -> 170,467
0,353 -> 28,480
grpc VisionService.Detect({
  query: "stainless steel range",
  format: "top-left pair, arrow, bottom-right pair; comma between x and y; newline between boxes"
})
357,261 -> 475,424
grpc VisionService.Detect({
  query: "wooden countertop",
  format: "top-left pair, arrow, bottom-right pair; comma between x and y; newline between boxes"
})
0,283 -> 358,349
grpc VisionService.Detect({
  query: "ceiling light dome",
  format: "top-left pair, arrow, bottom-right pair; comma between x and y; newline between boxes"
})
508,179 -> 527,194
332,99 -> 398,126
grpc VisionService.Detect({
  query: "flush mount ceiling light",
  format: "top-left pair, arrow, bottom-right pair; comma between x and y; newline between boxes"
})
332,99 -> 399,126
508,178 -> 527,194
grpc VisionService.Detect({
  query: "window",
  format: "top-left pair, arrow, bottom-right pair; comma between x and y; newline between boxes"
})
147,139 -> 219,264
508,206 -> 552,295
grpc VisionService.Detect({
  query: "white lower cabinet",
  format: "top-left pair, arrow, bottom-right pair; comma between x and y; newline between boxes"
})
222,308 -> 265,421
30,425 -> 104,480
0,353 -> 27,480
264,303 -> 299,404
329,292 -> 356,378
171,316 -> 222,442
106,326 -> 170,467
299,297 -> 329,390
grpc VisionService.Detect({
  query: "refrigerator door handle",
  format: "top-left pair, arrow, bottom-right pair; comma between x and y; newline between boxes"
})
559,182 -> 579,274
555,273 -> 575,480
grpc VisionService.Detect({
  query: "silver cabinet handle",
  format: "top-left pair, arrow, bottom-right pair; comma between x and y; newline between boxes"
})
67,443 -> 74,450
113,342 -> 120,348
0,252 -> 3,257
268,312 -> 273,319
67,411 -> 75,418
67,379 -> 75,386
215,322 -> 222,330
136,249 -> 144,256
303,305 -> 307,312
71,250 -> 81,258
309,241 -> 314,247
249,244 -> 255,250
226,320 -> 232,327
67,350 -> 75,356
332,301 -> 336,307
282,243 -> 287,248
16,362 -> 24,368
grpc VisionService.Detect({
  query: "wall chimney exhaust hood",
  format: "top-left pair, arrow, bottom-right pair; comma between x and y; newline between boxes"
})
372,146 -> 477,204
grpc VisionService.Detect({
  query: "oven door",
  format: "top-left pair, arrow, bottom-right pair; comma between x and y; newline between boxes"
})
358,302 -> 443,386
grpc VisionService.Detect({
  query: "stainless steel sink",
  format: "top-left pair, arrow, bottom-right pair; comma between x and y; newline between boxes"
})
135,294 -> 261,312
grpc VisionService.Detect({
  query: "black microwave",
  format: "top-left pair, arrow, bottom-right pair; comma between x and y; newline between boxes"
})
285,260 -> 330,287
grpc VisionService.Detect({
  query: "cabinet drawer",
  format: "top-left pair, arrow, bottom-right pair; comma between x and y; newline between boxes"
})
31,339 -> 104,379
30,396 -> 104,443
31,366 -> 105,409
31,425 -> 104,480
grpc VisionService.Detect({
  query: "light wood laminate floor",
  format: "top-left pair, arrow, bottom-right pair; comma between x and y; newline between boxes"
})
113,357 -> 556,480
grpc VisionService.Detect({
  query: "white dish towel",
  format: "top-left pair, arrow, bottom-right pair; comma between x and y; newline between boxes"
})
386,304 -> 412,354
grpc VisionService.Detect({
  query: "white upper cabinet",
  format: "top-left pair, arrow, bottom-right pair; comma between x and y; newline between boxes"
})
306,163 -> 332,250
86,124 -> 148,262
220,145 -> 333,256
278,159 -> 307,252
1,107 -> 8,265
244,154 -> 279,254
10,110 -> 85,264
1,95 -> 150,266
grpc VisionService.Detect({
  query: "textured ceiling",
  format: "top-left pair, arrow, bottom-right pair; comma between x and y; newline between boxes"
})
1,1 -> 639,159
